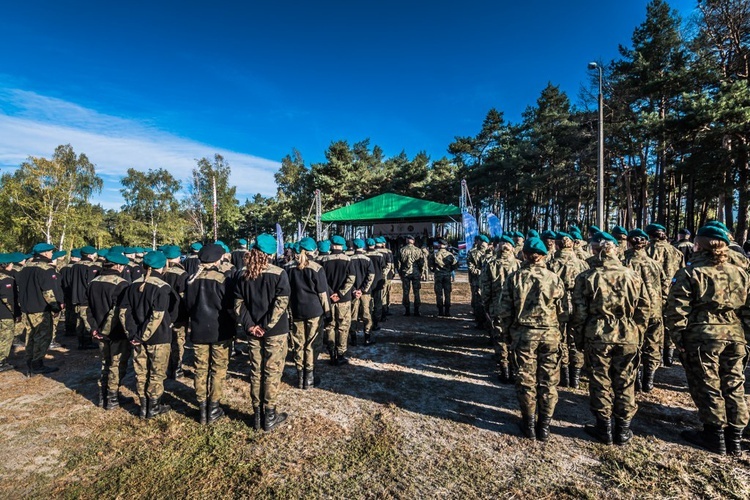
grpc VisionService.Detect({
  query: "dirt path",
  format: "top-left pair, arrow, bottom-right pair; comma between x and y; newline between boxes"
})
1,274 -> 749,498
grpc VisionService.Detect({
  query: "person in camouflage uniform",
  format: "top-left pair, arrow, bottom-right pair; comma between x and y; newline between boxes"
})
321,235 -> 355,364
705,221 -> 749,271
498,237 -> 565,441
162,245 -> 188,379
428,239 -> 459,317
397,235 -> 425,316
376,237 -> 394,320
623,229 -> 669,393
0,254 -> 21,373
547,232 -> 589,388
468,235 -> 491,327
481,235 -> 520,382
665,226 -> 750,456
571,232 -> 650,446
611,226 -> 628,260
571,230 -> 589,262
365,239 -> 385,331
349,239 -> 375,345
234,235 -> 291,432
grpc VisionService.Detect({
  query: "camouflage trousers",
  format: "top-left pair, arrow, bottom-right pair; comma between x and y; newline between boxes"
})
169,324 -> 187,371
512,336 -> 561,419
24,311 -> 54,363
372,287 -> 383,324
193,340 -> 231,404
248,334 -> 288,408
351,294 -> 373,333
640,319 -> 664,373
559,323 -> 584,369
133,343 -> 170,400
586,343 -> 639,421
382,279 -> 392,311
74,304 -> 90,343
325,302 -> 352,356
0,318 -> 14,363
681,339 -> 749,429
489,317 -> 509,364
469,278 -> 484,323
434,274 -> 452,310
291,317 -> 321,371
401,276 -> 421,309
99,338 -> 131,391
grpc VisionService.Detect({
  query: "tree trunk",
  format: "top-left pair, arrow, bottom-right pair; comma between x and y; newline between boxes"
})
736,138 -> 749,243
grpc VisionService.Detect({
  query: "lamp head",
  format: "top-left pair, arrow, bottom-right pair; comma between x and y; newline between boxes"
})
588,62 -> 599,70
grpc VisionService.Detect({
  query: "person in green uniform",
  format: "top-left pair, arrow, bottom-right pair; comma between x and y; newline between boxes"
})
397,235 -> 426,316
0,253 -> 21,373
429,239 -> 459,317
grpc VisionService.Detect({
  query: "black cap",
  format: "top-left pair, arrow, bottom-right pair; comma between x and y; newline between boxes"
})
198,243 -> 224,263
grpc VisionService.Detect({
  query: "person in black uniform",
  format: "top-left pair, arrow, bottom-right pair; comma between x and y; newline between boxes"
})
87,252 -> 130,409
365,238 -> 385,333
184,242 -> 203,277
349,239 -> 375,346
231,239 -> 249,270
185,243 -> 236,424
163,245 -> 188,379
17,243 -> 65,375
234,234 -> 291,431
120,251 -> 180,419
0,253 -> 21,372
125,247 -> 144,282
68,246 -> 101,349
321,235 -> 356,365
60,248 -> 81,337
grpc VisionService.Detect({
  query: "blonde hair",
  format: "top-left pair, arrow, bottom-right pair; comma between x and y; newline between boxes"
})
297,250 -> 310,270
694,236 -> 728,264
139,267 -> 153,292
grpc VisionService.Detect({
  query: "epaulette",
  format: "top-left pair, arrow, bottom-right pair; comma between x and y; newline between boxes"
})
264,264 -> 284,276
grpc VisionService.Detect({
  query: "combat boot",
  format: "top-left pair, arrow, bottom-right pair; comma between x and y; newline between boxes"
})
207,402 -> 224,424
263,406 -> 288,432
559,366 -> 569,388
146,397 -> 171,419
199,402 -> 208,425
336,354 -> 349,366
404,306 -> 411,317
498,363 -> 511,384
98,382 -> 107,408
0,362 -> 12,373
635,367 -> 643,392
726,426 -> 744,457
304,370 -> 315,389
642,368 -> 655,393
681,425 -> 725,455
437,306 -> 444,317
364,332 -> 374,345
328,349 -> 337,366
139,397 -> 148,419
413,306 -> 421,317
536,417 -> 552,442
614,418 -> 633,445
296,369 -> 304,389
445,306 -> 451,317
570,368 -> 581,389
30,360 -> 58,374
252,406 -> 262,431
585,417 -> 613,445
520,415 -> 536,440
663,348 -> 675,367
349,331 -> 358,346
106,390 -> 119,411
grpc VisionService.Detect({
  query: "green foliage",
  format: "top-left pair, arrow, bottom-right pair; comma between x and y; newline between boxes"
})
184,154 -> 241,242
120,168 -> 183,248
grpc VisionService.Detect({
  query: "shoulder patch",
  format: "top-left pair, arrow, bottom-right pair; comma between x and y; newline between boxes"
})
264,264 -> 283,276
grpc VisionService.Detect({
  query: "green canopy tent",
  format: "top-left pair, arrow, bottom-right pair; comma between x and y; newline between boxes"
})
320,193 -> 462,224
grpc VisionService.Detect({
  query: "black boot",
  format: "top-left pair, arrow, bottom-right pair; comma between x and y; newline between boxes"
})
263,406 -> 288,432
364,332 -> 374,345
520,415 -> 536,439
437,306 -> 444,317
726,426 -> 744,457
199,402 -> 207,425
329,349 -> 337,366
498,363 -> 511,384
297,369 -> 304,389
139,397 -> 148,419
614,418 -> 633,445
25,359 -> 33,378
414,306 -> 421,317
663,348 -> 675,367
642,368 -> 655,393
207,401 -> 224,424
349,331 -> 358,346
30,360 -> 58,374
304,369 -> 315,389
0,362 -> 12,373
681,425 -> 725,455
585,417 -> 613,445
98,382 -> 107,408
635,367 -> 643,392
445,306 -> 451,317
404,306 -> 411,316
559,366 -> 569,388
336,354 -> 349,365
146,397 -> 170,419
570,368 -> 581,389
537,417 -> 552,442
252,406 -> 262,431
106,390 -> 119,411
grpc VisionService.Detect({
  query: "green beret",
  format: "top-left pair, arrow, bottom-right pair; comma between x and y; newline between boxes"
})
157,245 -> 168,252
110,246 -> 126,254
513,231 -> 525,239
705,221 -> 730,234
569,225 -> 581,233
32,243 -> 55,254
376,237 -> 386,244
627,229 -> 649,240
555,231 -> 572,240
254,234 -> 277,255
353,238 -> 365,249
490,236 -> 501,244
317,240 -> 331,253
0,254 -> 10,265
588,225 -> 601,233
98,248 -> 109,258
71,249 -> 82,258
570,230 -> 584,241
499,235 -> 515,246
523,237 -> 548,256
292,243 -> 301,254
611,226 -> 628,238
478,235 -> 490,243
299,237 -> 317,252
190,242 -> 203,252
198,243 -> 224,263
526,230 -> 540,239
135,247 -> 147,254
80,245 -> 96,256
214,240 -> 225,247
541,230 -> 556,240
592,231 -> 619,246
645,223 -> 666,234
106,252 -> 130,266
52,250 -> 67,260
7,252 -> 27,264
697,226 -> 730,245
220,243 -> 231,254
143,251 -> 167,269
163,245 -> 182,260
366,238 -> 376,248
330,235 -> 346,246
238,238 -> 248,246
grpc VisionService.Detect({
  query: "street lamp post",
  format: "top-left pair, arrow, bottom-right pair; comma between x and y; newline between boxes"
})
588,62 -> 604,229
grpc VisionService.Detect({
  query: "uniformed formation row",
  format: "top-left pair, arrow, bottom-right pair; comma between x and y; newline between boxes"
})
463,221 -> 749,456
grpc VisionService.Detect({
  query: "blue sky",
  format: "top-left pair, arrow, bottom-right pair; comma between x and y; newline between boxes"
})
0,0 -> 697,209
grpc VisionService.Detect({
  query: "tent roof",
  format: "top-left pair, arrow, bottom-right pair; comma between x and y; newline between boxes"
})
321,193 -> 462,224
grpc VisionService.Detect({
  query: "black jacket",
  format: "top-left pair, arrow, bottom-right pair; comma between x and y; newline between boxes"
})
17,256 -> 64,314
68,259 -> 102,305
0,271 -> 20,320
86,269 -> 129,340
288,260 -> 327,320
233,264 -> 290,337
350,251 -> 375,295
120,271 -> 180,345
321,251 -> 355,303
164,263 -> 188,324
185,266 -> 236,344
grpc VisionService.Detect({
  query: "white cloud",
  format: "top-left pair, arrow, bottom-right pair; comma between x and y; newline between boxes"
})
0,88 -> 280,206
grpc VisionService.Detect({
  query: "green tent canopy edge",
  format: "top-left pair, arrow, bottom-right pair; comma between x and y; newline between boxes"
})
320,193 -> 462,224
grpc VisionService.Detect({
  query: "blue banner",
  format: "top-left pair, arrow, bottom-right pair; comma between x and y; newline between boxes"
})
276,223 -> 284,255
463,208 -> 478,252
487,214 -> 503,238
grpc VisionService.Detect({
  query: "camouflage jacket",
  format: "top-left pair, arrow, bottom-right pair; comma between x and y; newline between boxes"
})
397,244 -> 425,279
548,249 -> 589,323
646,239 -> 684,281
467,246 -> 489,283
498,261 -> 564,342
574,241 -> 589,261
480,248 -> 520,317
665,251 -> 750,346
623,248 -> 669,320
570,256 -> 650,347
428,248 -> 458,278
727,244 -> 749,271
